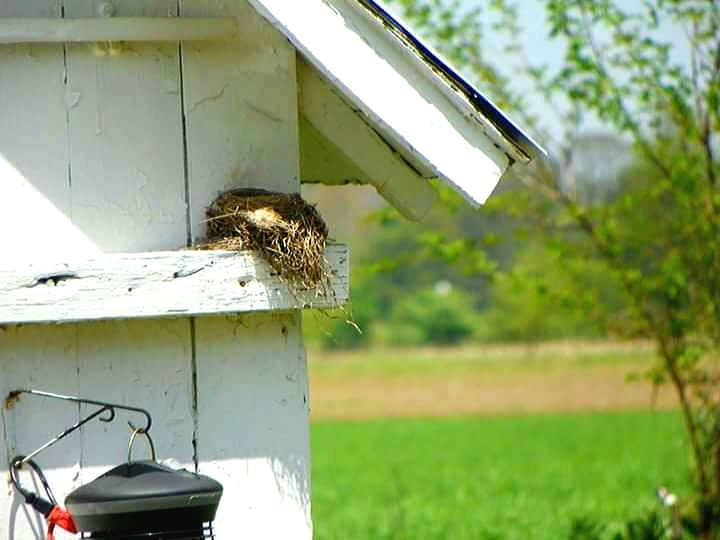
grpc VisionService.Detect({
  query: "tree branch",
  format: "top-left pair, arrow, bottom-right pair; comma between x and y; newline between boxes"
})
522,160 -> 715,502
702,36 -> 720,189
659,337 -> 713,500
577,6 -> 674,181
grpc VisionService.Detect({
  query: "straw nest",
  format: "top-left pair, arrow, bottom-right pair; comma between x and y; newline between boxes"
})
196,188 -> 330,290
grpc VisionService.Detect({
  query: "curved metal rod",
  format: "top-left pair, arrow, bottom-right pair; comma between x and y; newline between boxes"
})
100,407 -> 116,423
127,427 -> 157,463
5,389 -> 153,465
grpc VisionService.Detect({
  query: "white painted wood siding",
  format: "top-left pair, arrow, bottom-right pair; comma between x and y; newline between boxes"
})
63,0 -> 188,253
1,326 -> 83,540
0,1 -> 84,263
194,312 -> 312,538
179,2 -> 311,537
1,1 -> 314,539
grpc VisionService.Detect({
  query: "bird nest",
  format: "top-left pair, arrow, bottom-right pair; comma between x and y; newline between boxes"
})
196,188 -> 330,291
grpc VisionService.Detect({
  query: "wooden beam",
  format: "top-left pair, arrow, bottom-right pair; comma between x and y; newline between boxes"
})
299,59 -> 439,222
299,115 -> 373,187
249,0 -> 510,207
0,17 -> 238,43
0,246 -> 349,326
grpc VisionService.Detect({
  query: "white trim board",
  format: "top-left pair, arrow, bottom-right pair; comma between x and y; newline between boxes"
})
0,246 -> 349,326
0,18 -> 238,43
298,58 -> 439,222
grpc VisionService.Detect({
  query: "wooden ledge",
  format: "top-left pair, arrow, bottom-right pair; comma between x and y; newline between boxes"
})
0,245 -> 348,326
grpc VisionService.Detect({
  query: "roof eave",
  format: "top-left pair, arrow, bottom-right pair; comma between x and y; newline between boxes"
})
248,0 -> 545,209
356,0 -> 547,163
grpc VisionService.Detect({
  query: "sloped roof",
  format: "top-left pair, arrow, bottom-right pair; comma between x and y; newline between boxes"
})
359,0 -> 544,162
248,0 -> 545,218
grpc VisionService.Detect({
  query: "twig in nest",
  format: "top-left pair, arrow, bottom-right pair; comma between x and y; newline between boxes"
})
196,188 -> 331,293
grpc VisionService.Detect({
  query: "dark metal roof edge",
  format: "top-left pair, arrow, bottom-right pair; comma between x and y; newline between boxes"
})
356,0 -> 547,161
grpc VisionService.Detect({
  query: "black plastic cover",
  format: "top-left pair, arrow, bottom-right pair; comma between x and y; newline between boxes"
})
66,461 -> 222,533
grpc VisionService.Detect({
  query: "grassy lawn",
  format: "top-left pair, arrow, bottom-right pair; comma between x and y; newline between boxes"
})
312,412 -> 690,540
308,342 -> 689,538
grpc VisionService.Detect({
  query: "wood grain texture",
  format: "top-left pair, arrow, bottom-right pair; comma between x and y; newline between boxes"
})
1,326 -> 82,540
0,245 -> 349,325
180,0 -> 301,244
62,0 -> 188,253
194,312 -> 312,539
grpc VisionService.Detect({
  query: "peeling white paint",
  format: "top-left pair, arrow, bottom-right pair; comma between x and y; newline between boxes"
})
188,82 -> 231,114
63,91 -> 81,110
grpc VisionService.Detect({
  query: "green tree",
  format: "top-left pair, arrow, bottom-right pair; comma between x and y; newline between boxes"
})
377,284 -> 479,346
477,241 -> 621,343
382,0 -> 720,537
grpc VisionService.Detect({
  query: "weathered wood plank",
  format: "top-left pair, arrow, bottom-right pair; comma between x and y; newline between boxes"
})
0,245 -> 349,325
179,3 -> 311,536
194,312 -> 312,539
1,326 -> 82,540
75,319 -> 196,484
63,0 -> 188,253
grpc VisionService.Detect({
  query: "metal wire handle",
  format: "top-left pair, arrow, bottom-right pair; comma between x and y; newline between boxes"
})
127,427 -> 157,463
9,456 -> 57,506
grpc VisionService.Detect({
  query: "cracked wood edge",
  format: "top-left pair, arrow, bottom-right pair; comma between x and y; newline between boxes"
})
0,245 -> 349,326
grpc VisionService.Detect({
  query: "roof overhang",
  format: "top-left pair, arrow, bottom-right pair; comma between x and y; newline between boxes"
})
248,0 -> 545,220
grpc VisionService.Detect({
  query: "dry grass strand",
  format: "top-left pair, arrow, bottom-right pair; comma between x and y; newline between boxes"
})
196,188 -> 331,293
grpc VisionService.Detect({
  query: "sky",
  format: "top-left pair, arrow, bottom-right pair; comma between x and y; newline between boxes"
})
478,1 -> 691,66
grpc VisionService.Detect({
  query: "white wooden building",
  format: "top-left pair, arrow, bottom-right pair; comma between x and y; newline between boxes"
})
0,1 -> 543,539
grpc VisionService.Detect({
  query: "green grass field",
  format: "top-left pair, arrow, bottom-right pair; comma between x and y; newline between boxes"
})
311,412 -> 690,540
